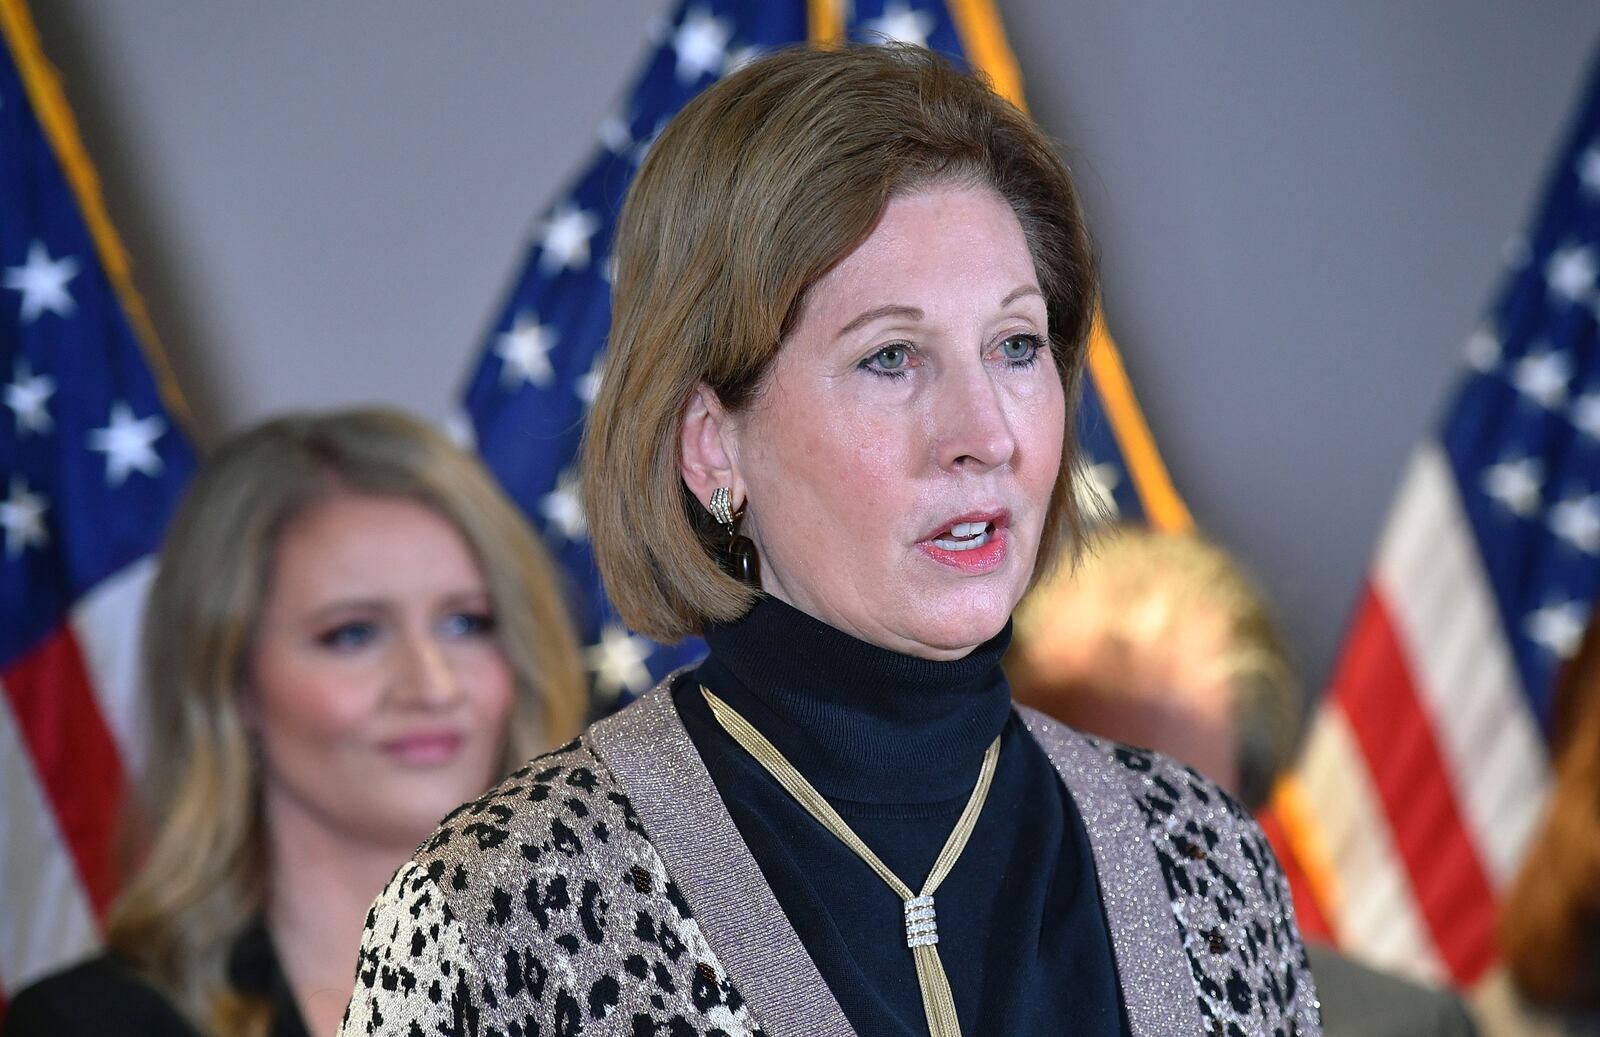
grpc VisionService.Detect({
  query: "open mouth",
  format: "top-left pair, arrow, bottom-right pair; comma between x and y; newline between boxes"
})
930,520 -> 995,552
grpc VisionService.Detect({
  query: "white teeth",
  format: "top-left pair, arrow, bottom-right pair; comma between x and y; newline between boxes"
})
950,521 -> 987,538
932,528 -> 993,552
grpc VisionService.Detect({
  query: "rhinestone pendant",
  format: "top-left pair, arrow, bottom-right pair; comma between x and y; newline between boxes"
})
904,895 -> 938,948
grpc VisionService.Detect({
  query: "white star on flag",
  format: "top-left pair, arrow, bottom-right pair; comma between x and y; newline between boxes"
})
587,623 -> 655,702
1550,495 -> 1600,554
576,352 -> 607,409
538,204 -> 601,275
1526,600 -> 1588,659
1547,244 -> 1597,304
1573,393 -> 1600,440
1463,327 -> 1501,372
631,119 -> 667,167
1510,349 -> 1572,409
1579,143 -> 1600,197
1,476 -> 49,557
5,359 -> 56,435
864,1 -> 937,47
88,401 -> 167,486
1074,460 -> 1121,525
598,115 -> 632,153
541,465 -> 588,542
495,311 -> 557,390
1481,457 -> 1543,518
673,6 -> 732,83
4,240 -> 80,323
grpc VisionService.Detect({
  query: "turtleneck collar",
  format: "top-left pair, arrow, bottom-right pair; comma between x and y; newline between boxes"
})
696,595 -> 1014,804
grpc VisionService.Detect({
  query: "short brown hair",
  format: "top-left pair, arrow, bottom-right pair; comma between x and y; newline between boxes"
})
583,44 -> 1098,641
108,407 -> 585,1035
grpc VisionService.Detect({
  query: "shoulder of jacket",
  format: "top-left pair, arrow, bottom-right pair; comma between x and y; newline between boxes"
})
408,735 -> 648,892
1020,714 -> 1320,1032
353,731 -> 762,1036
1019,706 -> 1256,829
1018,709 -> 1290,920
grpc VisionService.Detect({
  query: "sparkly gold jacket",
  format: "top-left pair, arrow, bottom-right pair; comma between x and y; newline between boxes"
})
338,683 -> 1321,1036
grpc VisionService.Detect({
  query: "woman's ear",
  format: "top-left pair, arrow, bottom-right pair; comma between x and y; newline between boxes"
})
680,384 -> 742,510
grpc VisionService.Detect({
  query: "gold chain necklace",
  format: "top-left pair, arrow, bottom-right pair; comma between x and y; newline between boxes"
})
700,686 -> 1000,1037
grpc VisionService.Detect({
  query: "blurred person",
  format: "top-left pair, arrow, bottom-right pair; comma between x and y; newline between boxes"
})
2,408 -> 586,1037
1009,523 -> 1478,1037
340,45 -> 1318,1037
1475,618 -> 1600,1036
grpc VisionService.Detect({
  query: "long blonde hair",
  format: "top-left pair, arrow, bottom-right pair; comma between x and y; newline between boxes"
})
105,407 -> 586,1035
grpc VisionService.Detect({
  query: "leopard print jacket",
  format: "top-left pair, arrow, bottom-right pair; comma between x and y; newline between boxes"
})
339,685 -> 1320,1037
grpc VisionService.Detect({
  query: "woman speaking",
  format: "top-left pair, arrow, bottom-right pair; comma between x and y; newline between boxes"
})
342,46 -> 1320,1037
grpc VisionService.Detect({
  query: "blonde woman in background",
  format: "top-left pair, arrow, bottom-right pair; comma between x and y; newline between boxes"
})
3,408 -> 586,1037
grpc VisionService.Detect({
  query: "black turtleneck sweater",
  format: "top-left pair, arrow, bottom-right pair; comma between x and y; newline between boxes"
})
672,597 -> 1127,1036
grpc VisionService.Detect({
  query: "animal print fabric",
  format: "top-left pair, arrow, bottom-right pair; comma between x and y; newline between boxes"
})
340,720 -> 1319,1036
1095,737 -> 1320,1036
340,738 -> 765,1037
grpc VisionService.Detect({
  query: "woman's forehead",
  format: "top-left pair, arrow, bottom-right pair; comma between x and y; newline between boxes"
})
800,185 -> 1038,324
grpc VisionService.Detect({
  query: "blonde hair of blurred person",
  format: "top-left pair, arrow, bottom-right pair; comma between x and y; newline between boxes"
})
98,408 -> 586,1037
1009,524 -> 1302,810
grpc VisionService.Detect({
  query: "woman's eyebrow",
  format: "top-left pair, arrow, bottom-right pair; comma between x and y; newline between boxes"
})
304,597 -> 390,622
837,304 -> 924,338
1001,285 -> 1044,306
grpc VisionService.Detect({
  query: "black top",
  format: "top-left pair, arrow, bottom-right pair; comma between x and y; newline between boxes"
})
1,922 -> 309,1037
672,595 -> 1128,1036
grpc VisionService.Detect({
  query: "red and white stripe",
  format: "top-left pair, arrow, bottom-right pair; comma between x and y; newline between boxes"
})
0,556 -> 156,1001
1295,443 -> 1549,988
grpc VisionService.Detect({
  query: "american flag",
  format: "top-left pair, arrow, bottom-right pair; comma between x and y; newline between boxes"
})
1266,51 -> 1600,987
0,0 -> 197,1015
460,0 -> 1190,710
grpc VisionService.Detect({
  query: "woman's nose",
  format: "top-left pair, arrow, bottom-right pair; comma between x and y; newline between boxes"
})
395,634 -> 463,707
935,363 -> 1018,471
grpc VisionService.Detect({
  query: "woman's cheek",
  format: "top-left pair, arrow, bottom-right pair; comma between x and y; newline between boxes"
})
272,661 -> 382,742
456,646 -> 517,723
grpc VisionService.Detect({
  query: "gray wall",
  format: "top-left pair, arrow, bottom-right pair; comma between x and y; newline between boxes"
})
31,2 -> 1600,691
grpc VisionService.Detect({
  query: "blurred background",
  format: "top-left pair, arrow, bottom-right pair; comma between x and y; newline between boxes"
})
5,1 -> 1600,1027
29,1 -> 1600,692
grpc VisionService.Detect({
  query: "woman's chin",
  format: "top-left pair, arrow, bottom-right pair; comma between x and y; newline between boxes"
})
897,599 -> 1014,658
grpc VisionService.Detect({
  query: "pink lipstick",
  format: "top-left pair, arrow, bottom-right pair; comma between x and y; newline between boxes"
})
379,731 -> 464,766
918,511 -> 1009,574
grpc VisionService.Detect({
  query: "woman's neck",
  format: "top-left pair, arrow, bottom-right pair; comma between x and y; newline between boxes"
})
697,595 -> 1013,804
263,788 -> 416,1037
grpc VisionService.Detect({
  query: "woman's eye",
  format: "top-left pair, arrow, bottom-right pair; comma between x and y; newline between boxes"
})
318,621 -> 378,650
861,344 -> 913,376
997,333 -> 1043,365
441,612 -> 497,639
